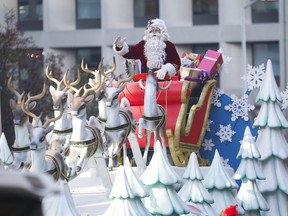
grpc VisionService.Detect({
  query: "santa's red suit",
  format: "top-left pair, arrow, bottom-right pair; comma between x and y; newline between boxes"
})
117,40 -> 180,73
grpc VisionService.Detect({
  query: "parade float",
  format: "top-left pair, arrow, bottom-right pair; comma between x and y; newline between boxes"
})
0,47 -> 288,216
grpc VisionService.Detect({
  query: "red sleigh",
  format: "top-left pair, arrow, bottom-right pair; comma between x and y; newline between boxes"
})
119,49 -> 222,166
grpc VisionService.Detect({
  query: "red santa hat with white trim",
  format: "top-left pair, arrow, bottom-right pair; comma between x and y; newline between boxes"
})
144,18 -> 170,41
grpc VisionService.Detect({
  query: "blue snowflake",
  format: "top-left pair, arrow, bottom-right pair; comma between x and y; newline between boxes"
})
224,94 -> 255,121
216,124 -> 236,143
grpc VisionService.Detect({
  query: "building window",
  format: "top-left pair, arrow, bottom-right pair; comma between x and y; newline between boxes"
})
252,1 -> 278,23
18,0 -> 43,30
134,0 -> 159,27
76,48 -> 101,70
193,0 -> 218,25
76,0 -> 101,29
19,49 -> 44,92
252,42 -> 279,85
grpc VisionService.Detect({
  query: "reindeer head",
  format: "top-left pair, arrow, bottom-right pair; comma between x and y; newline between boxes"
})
64,59 -> 103,117
8,75 -> 36,125
21,82 -> 63,150
46,66 -> 80,111
100,58 -> 136,107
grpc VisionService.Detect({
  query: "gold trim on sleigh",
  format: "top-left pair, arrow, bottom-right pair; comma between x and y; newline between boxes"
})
168,79 -> 216,167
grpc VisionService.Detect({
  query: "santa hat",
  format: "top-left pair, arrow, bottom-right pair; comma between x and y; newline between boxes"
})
144,18 -> 169,41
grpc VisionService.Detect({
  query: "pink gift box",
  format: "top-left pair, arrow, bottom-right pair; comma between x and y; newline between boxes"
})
197,49 -> 223,79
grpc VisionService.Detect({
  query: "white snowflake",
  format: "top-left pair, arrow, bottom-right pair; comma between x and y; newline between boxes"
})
280,84 -> 288,110
202,139 -> 215,151
224,94 -> 255,121
221,157 -> 231,168
217,48 -> 232,74
216,124 -> 236,143
212,88 -> 224,107
206,120 -> 213,132
241,64 -> 265,91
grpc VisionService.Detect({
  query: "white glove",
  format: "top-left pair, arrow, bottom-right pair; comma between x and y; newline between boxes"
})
114,35 -> 127,48
156,63 -> 176,80
156,68 -> 167,80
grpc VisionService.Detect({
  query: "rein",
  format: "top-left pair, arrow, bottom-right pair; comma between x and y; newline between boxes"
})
11,145 -> 30,152
69,125 -> 101,157
53,128 -> 73,135
142,105 -> 166,133
105,110 -> 134,134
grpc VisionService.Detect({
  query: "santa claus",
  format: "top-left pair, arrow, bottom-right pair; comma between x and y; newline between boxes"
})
113,18 -> 180,80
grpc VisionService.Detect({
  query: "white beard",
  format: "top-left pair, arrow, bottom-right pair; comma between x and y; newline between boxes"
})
144,34 -> 166,69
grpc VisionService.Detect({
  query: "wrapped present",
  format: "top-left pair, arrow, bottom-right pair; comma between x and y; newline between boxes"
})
197,49 -> 223,79
182,52 -> 203,67
180,67 -> 207,91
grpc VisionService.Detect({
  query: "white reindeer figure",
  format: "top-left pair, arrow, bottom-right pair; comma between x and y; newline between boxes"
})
63,60 -> 112,192
45,66 -> 80,155
85,59 -> 141,170
21,82 -> 67,181
138,70 -> 172,164
7,75 -> 36,169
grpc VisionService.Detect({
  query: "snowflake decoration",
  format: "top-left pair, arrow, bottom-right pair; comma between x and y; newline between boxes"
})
217,48 -> 232,74
202,139 -> 215,151
216,124 -> 236,143
241,64 -> 265,91
221,157 -> 231,168
280,84 -> 288,110
206,120 -> 213,132
212,88 -> 224,107
224,94 -> 255,121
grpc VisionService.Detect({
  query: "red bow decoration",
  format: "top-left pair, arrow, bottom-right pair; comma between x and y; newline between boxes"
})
221,204 -> 238,216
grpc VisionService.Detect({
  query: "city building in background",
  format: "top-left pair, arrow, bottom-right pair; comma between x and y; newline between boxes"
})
0,0 -> 286,97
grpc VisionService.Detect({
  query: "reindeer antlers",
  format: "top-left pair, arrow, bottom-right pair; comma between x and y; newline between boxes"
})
7,75 -> 25,104
82,57 -> 116,87
21,81 -> 64,128
45,65 -> 81,92
64,59 -> 103,97
20,82 -> 46,128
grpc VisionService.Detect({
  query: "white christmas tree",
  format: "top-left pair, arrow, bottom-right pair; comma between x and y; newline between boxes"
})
104,161 -> 151,216
178,152 -> 217,216
140,140 -> 190,215
202,149 -> 244,215
253,59 -> 288,216
43,180 -> 80,216
234,126 -> 269,216
0,132 -> 13,168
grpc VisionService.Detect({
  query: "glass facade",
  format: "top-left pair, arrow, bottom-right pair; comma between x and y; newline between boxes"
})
193,0 -> 219,25
134,0 -> 159,27
76,47 -> 102,70
18,0 -> 43,30
252,1 -> 279,23
252,42 -> 279,85
76,0 -> 101,29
